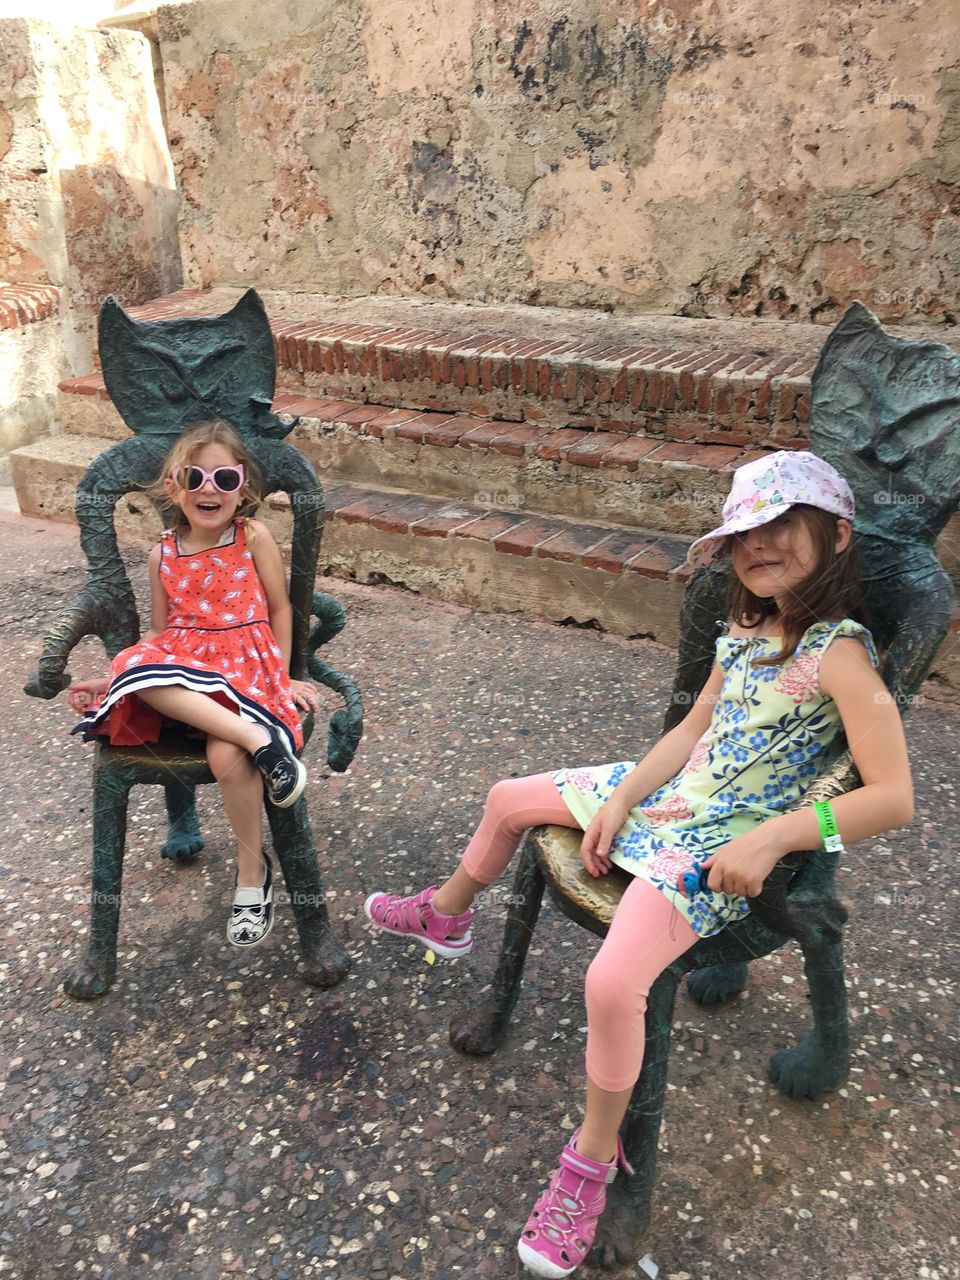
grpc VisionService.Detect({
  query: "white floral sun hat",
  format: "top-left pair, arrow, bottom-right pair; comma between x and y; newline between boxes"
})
686,450 -> 856,569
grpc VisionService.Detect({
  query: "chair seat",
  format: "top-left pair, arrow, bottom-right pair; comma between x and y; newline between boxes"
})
529,824 -> 808,944
94,711 -> 316,784
96,732 -> 215,784
529,825 -> 633,938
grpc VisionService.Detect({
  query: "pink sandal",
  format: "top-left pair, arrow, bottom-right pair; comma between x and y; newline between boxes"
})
363,885 -> 473,959
517,1127 -> 634,1277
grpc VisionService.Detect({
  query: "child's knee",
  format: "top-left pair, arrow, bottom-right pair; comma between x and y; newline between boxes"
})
206,737 -> 246,778
585,949 -> 645,1022
485,778 -> 515,808
484,776 -> 534,822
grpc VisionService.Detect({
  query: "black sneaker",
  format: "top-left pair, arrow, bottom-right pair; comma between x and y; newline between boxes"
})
253,727 -> 307,807
227,854 -> 274,947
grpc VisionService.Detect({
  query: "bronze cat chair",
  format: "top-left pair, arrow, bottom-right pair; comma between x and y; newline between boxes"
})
24,290 -> 363,999
450,302 -> 959,1267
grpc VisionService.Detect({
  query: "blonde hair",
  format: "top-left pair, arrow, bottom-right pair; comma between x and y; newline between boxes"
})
154,420 -> 262,531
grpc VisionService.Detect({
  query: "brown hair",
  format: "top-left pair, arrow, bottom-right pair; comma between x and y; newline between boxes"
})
153,420 -> 262,530
720,504 -> 870,667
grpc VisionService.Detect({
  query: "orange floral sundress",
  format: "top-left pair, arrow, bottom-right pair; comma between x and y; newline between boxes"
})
74,519 -> 303,753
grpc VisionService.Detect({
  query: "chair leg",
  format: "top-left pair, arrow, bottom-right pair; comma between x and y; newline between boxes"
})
769,927 -> 850,1100
449,838 -> 546,1056
591,967 -> 681,1267
63,766 -> 130,1000
686,960 -> 748,1005
161,778 -> 204,862
266,795 -> 350,990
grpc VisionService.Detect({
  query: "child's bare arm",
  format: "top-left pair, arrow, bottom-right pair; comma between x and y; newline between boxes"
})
759,637 -> 913,856
143,543 -> 168,642
248,520 -> 319,712
704,639 -> 914,897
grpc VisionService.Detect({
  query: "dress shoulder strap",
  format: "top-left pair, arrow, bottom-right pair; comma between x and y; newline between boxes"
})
156,528 -> 177,572
233,517 -> 261,560
803,618 -> 879,669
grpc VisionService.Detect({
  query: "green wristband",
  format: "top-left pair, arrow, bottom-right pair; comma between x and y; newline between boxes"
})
813,801 -> 844,853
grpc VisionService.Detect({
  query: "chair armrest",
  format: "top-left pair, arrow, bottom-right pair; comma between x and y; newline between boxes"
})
24,581 -> 140,700
746,750 -> 858,937
305,591 -> 364,772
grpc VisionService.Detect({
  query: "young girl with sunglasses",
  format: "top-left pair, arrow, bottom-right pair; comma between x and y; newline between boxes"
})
69,421 -> 319,947
364,450 -> 915,1278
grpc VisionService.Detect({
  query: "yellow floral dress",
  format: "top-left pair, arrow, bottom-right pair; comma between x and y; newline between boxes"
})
553,619 -> 879,937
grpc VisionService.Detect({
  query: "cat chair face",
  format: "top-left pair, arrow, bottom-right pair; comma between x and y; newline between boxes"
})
811,301 -> 960,547
98,289 -> 293,442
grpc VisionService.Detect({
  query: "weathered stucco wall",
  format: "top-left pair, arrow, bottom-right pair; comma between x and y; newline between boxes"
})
0,21 -> 55,287
0,316 -> 60,452
0,17 -> 182,372
159,0 -> 958,324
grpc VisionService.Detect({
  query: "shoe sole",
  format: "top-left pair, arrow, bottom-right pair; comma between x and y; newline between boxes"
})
517,1240 -> 576,1278
268,757 -> 307,809
362,894 -> 473,959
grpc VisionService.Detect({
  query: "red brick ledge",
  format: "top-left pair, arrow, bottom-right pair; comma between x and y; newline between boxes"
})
43,378 -> 960,635
311,480 -> 960,631
0,283 -> 59,330
59,374 -> 111,399
59,376 -> 775,476
273,326 -> 812,445
316,481 -> 695,584
123,288 -> 813,446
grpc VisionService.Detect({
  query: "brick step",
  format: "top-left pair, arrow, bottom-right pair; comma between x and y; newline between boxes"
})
56,374 -> 960,576
98,287 -> 835,450
316,485 -> 960,668
9,432 -> 960,690
0,283 -> 59,330
112,289 -> 960,451
56,374 -> 771,540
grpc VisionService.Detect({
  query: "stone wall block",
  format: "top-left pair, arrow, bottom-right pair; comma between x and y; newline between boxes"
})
155,0 -> 958,323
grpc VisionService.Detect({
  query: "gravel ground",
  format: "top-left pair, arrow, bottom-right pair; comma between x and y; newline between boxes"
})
0,509 -> 956,1280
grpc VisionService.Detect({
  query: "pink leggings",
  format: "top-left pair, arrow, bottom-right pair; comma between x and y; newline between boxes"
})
462,773 -> 699,1092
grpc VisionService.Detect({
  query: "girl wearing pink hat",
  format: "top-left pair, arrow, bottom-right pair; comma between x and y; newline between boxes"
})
365,449 -> 914,1278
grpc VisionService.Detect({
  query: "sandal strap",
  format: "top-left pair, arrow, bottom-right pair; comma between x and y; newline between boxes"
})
421,895 -> 473,932
379,885 -> 473,935
377,886 -> 437,933
558,1130 -> 635,1184
518,1130 -> 633,1274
